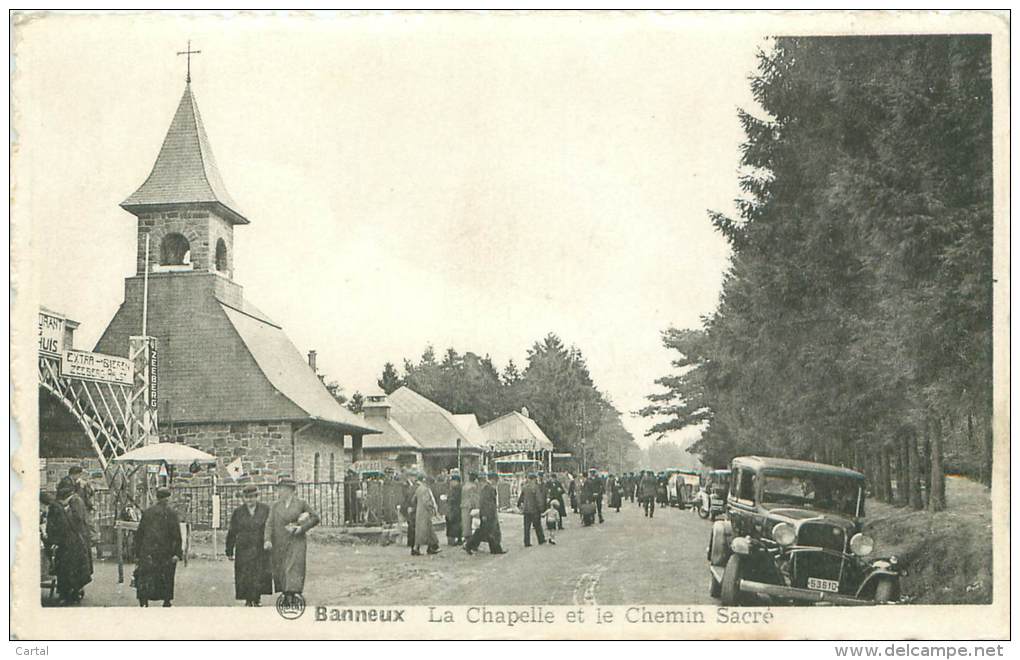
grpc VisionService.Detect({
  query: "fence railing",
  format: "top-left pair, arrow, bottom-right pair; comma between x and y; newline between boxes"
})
92,481 -> 346,529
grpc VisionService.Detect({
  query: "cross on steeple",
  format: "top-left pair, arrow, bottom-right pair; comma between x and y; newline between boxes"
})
177,40 -> 201,84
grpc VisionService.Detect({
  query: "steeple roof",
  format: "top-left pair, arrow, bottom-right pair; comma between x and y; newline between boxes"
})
121,84 -> 248,224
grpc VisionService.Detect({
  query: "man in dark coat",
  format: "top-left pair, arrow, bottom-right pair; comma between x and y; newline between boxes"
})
134,486 -> 183,607
446,474 -> 463,546
568,475 -> 579,513
268,476 -> 320,607
45,483 -> 93,605
517,473 -> 546,547
463,473 -> 506,555
545,475 -> 566,529
225,484 -> 272,606
589,468 -> 605,523
639,470 -> 658,518
401,470 -> 417,549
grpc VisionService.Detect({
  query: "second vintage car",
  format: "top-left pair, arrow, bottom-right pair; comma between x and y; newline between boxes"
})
706,456 -> 902,606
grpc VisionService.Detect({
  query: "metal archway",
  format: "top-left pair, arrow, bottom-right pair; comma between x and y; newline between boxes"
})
38,336 -> 159,473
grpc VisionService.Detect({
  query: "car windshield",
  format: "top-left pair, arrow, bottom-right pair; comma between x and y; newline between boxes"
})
761,471 -> 863,516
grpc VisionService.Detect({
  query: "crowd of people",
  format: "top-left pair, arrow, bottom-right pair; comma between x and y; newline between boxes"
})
40,462 -> 683,607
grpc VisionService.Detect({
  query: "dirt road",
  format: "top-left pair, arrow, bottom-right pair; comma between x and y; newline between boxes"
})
63,499 -> 717,607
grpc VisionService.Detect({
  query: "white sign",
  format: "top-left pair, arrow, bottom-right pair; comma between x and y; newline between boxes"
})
39,311 -> 64,356
225,457 -> 245,482
61,349 -> 134,385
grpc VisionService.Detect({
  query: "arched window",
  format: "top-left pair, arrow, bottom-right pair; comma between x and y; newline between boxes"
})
159,233 -> 191,266
215,238 -> 228,272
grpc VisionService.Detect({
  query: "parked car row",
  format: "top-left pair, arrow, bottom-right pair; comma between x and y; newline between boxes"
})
702,455 -> 903,607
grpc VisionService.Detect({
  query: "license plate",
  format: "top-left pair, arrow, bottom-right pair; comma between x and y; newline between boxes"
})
807,577 -> 839,593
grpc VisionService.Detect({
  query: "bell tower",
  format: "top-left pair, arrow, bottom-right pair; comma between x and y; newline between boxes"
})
120,81 -> 249,280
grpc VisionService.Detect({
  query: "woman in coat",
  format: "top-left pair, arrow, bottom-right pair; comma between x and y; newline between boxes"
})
608,474 -> 623,512
45,483 -> 93,605
268,476 -> 320,607
412,474 -> 440,555
225,484 -> 273,606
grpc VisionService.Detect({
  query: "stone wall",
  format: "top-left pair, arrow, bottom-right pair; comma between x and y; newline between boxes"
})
293,423 -> 347,483
160,421 -> 294,485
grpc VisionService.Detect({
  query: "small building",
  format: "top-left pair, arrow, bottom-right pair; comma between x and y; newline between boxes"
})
357,387 -> 485,476
481,409 -> 556,473
350,392 -> 424,472
90,79 -> 378,487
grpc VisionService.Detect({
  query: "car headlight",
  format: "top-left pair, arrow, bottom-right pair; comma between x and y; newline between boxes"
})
731,536 -> 751,555
850,533 -> 874,556
772,522 -> 796,546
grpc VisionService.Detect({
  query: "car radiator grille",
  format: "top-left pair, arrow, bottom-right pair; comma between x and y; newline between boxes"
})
797,521 -> 846,551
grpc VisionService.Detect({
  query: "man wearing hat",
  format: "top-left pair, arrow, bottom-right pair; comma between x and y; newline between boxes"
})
134,486 -> 183,607
463,472 -> 506,555
57,465 -> 94,512
268,475 -> 320,607
582,468 -> 605,524
445,473 -> 463,546
226,484 -> 272,606
517,472 -> 546,547
44,482 -> 93,604
412,472 -> 441,555
460,472 -> 480,541
400,470 -> 417,550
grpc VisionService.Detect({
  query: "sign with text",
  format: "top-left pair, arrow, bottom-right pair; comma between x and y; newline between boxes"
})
38,311 -> 64,356
148,343 -> 159,409
61,349 -> 134,386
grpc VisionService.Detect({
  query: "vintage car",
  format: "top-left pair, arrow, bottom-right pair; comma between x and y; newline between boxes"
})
697,469 -> 731,520
706,456 -> 901,606
667,468 -> 700,508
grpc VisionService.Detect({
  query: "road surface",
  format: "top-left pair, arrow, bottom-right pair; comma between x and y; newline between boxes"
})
51,498 -> 718,607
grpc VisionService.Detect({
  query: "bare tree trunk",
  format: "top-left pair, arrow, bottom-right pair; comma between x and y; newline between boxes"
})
975,416 -> 991,487
929,416 -> 946,511
908,432 -> 923,510
878,444 -> 893,503
896,436 -> 910,507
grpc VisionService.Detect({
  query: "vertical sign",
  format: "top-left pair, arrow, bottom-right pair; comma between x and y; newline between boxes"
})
149,342 -> 159,409
38,310 -> 65,356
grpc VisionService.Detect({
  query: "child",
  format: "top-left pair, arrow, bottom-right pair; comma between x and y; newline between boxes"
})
543,504 -> 560,545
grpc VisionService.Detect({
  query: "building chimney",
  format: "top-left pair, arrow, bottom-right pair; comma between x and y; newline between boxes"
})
363,393 -> 391,421
307,350 -> 317,373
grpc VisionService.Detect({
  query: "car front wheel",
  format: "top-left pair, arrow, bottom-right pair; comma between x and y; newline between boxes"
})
698,505 -> 710,519
720,553 -> 744,606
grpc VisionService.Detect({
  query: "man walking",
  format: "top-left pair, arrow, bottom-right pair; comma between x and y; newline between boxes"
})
446,473 -> 463,546
517,472 -> 546,547
268,475 -> 320,607
464,472 -> 506,555
639,470 -> 658,518
401,470 -> 417,550
225,484 -> 272,606
134,486 -> 183,607
412,473 -> 441,555
589,468 -> 605,523
460,472 -> 480,541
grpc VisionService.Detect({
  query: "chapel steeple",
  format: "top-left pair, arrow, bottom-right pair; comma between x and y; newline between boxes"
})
121,80 -> 248,279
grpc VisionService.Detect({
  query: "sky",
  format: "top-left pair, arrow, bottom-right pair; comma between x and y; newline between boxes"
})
15,12 -> 765,448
